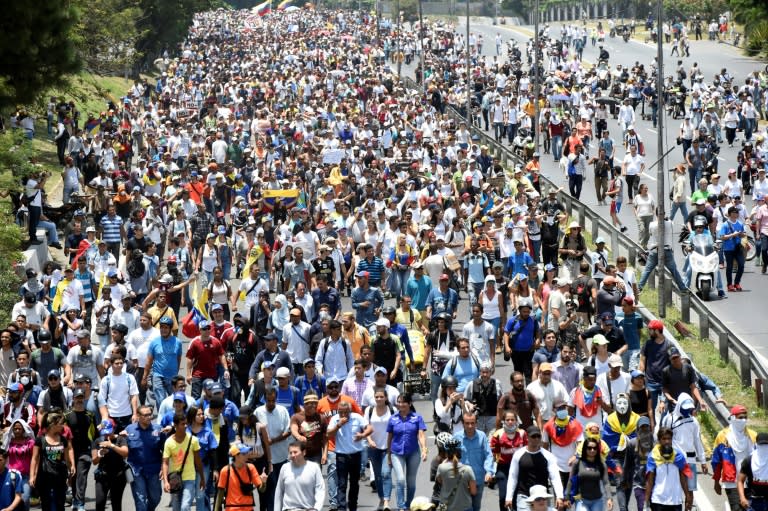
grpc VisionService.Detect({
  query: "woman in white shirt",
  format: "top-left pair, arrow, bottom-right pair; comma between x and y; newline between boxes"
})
633,183 -> 656,250
366,388 -> 394,511
723,168 -> 743,199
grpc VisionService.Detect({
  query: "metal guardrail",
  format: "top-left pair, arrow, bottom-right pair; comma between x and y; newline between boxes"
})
401,76 -> 768,413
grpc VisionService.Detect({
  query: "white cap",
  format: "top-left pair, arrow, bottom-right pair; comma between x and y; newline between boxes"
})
375,317 -> 390,328
275,367 -> 291,378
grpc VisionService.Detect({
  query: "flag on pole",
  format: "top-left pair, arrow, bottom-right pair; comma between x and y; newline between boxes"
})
181,278 -> 210,338
277,0 -> 293,10
254,0 -> 271,16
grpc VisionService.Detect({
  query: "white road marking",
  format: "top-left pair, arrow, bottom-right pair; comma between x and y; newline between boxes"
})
647,128 -> 657,133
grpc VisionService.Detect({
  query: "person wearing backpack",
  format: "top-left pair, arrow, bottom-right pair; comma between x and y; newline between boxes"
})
564,436 -> 615,511
98,348 -> 139,433
567,146 -> 587,200
161,412 -> 205,511
213,443 -> 265,511
571,262 -> 597,326
463,362 -> 503,435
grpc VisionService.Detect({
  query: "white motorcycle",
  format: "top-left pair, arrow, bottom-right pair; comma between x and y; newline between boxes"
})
683,232 -> 721,301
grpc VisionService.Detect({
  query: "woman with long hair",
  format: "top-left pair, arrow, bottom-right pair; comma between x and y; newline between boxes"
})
187,406 -> 218,511
536,264 -> 556,327
387,393 -> 428,511
389,234 -> 413,305
92,419 -> 129,511
367,389 -> 394,511
434,433 -> 477,511
565,437 -> 614,511
434,376 -> 465,435
510,275 -> 542,323
197,233 -> 221,284
479,275 -> 504,345
30,409 -> 75,511
207,266 -> 232,320
586,336 -> 613,378
628,371 -> 654,430
234,405 -> 271,477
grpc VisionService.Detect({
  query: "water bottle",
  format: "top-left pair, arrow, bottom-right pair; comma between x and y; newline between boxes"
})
223,370 -> 231,389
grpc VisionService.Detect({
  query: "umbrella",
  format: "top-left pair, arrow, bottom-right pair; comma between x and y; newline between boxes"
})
595,97 -> 620,106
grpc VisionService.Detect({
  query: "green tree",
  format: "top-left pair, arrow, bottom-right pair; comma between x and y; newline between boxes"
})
0,3 -> 81,111
0,131 -> 39,325
72,0 -> 145,76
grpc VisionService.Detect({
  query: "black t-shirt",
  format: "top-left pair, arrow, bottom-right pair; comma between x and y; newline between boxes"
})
741,454 -> 768,499
91,435 -> 128,475
35,435 -> 69,476
66,409 -> 96,455
515,450 -> 553,496
661,363 -> 695,403
686,208 -> 713,228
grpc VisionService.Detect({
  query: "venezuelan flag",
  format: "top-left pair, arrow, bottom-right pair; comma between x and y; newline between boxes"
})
254,0 -> 271,16
181,279 -> 210,338
277,0 -> 292,10
261,188 -> 299,211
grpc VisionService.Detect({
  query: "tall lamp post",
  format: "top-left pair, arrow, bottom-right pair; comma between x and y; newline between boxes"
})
656,0 -> 667,317
418,0 -> 424,92
466,0 -> 471,123
533,0 -> 540,152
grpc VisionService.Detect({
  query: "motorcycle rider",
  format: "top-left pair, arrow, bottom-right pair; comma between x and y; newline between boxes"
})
598,45 -> 610,62
682,216 -> 726,298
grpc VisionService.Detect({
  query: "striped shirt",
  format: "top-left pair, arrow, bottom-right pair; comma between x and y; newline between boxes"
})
100,214 -> 123,244
74,269 -> 95,303
356,256 -> 385,285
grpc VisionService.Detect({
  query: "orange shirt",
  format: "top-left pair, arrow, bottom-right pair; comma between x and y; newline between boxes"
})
217,464 -> 263,509
342,323 -> 371,358
317,395 -> 362,451
186,181 -> 204,204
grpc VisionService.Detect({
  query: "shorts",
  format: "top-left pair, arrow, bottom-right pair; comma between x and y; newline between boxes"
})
611,201 -> 622,214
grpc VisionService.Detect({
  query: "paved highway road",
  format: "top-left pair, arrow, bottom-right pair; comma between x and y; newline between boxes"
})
432,18 -> 768,354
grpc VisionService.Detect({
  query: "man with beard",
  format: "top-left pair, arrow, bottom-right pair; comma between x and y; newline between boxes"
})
289,391 -> 327,464
712,405 -> 757,511
219,314 -> 257,407
496,371 -> 541,430
615,416 -> 653,511
551,343 -> 583,394
645,427 -> 693,511
1,382 -> 36,430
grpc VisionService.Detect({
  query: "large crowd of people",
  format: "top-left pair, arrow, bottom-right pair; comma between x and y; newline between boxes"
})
5,6 -> 768,511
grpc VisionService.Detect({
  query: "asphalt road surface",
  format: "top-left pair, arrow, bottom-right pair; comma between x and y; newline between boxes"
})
424,18 -> 768,355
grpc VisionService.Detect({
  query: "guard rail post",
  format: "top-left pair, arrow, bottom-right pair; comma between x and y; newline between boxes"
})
718,332 -> 729,361
740,352 -> 752,388
680,292 -> 691,323
578,203 -> 586,228
591,220 -> 599,242
628,246 -> 637,267
611,230 -> 619,262
699,314 -> 710,340
663,278 -> 673,305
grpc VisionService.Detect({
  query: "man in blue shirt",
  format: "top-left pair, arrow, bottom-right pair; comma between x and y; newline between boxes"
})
425,274 -> 459,322
141,316 -> 182,405
404,263 -> 432,313
350,271 -> 383,328
441,338 -> 480,393
125,405 -> 165,511
456,412 -> 494,511
327,401 -> 369,511
382,306 -> 415,369
507,237 -> 535,278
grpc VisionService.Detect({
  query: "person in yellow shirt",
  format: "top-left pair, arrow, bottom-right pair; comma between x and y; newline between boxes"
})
162,413 -> 205,511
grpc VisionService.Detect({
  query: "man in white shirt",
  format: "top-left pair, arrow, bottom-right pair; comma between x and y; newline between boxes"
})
98,346 -> 139,432
282,308 -> 312,376
60,268 -> 86,318
211,132 -> 229,164
596,355 -> 631,410
526,363 -> 569,422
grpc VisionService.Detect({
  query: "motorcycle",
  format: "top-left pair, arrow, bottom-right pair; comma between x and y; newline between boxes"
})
682,231 -> 720,301
43,193 -> 88,229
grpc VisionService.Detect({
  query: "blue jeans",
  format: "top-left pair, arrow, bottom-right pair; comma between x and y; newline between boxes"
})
391,451 -> 420,510
552,135 -> 563,160
194,464 -> 211,511
131,470 -> 162,511
37,220 -> 60,244
669,202 -> 689,222
390,269 -> 410,301
646,381 -> 663,417
578,498 -> 605,511
368,447 -> 392,502
638,248 -> 687,291
151,373 -> 173,406
724,249 -> 745,286
326,450 -> 338,508
470,486 -> 484,511
621,349 -> 641,371
170,480 -> 196,511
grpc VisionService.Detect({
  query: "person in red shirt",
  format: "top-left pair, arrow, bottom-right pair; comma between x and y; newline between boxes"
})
490,410 -> 528,511
185,172 -> 204,204
186,320 -> 228,399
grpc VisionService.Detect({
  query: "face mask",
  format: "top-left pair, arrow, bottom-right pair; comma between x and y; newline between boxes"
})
555,409 -> 568,420
615,398 -> 629,415
504,424 -> 518,434
20,376 -> 30,386
661,444 -> 674,458
730,417 -> 747,433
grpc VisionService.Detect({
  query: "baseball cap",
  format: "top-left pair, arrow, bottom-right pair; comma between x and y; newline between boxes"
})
210,383 -> 224,394
374,366 -> 388,375
631,370 -> 645,379
592,334 -> 609,345
638,416 -> 651,427
539,362 -> 553,373
73,373 -> 91,383
48,369 -> 60,379
622,296 -> 635,305
198,320 -> 210,330
229,443 -> 253,456
76,329 -> 90,339
376,317 -> 390,328
648,319 -> 664,331
600,312 -> 615,324
303,358 -> 316,366
668,346 -> 682,358
276,367 -> 291,378
210,303 -> 223,312
527,425 -> 542,437
7,382 -> 23,393
173,392 -> 186,402
595,237 -> 605,244
608,355 -> 623,368
356,270 -> 369,278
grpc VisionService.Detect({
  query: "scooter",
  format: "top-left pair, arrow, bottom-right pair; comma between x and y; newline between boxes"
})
682,231 -> 720,301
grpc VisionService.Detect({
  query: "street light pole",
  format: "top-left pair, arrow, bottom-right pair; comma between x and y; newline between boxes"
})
656,0 -> 666,317
418,0 -> 424,92
533,0 -> 540,152
466,0 -> 471,124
